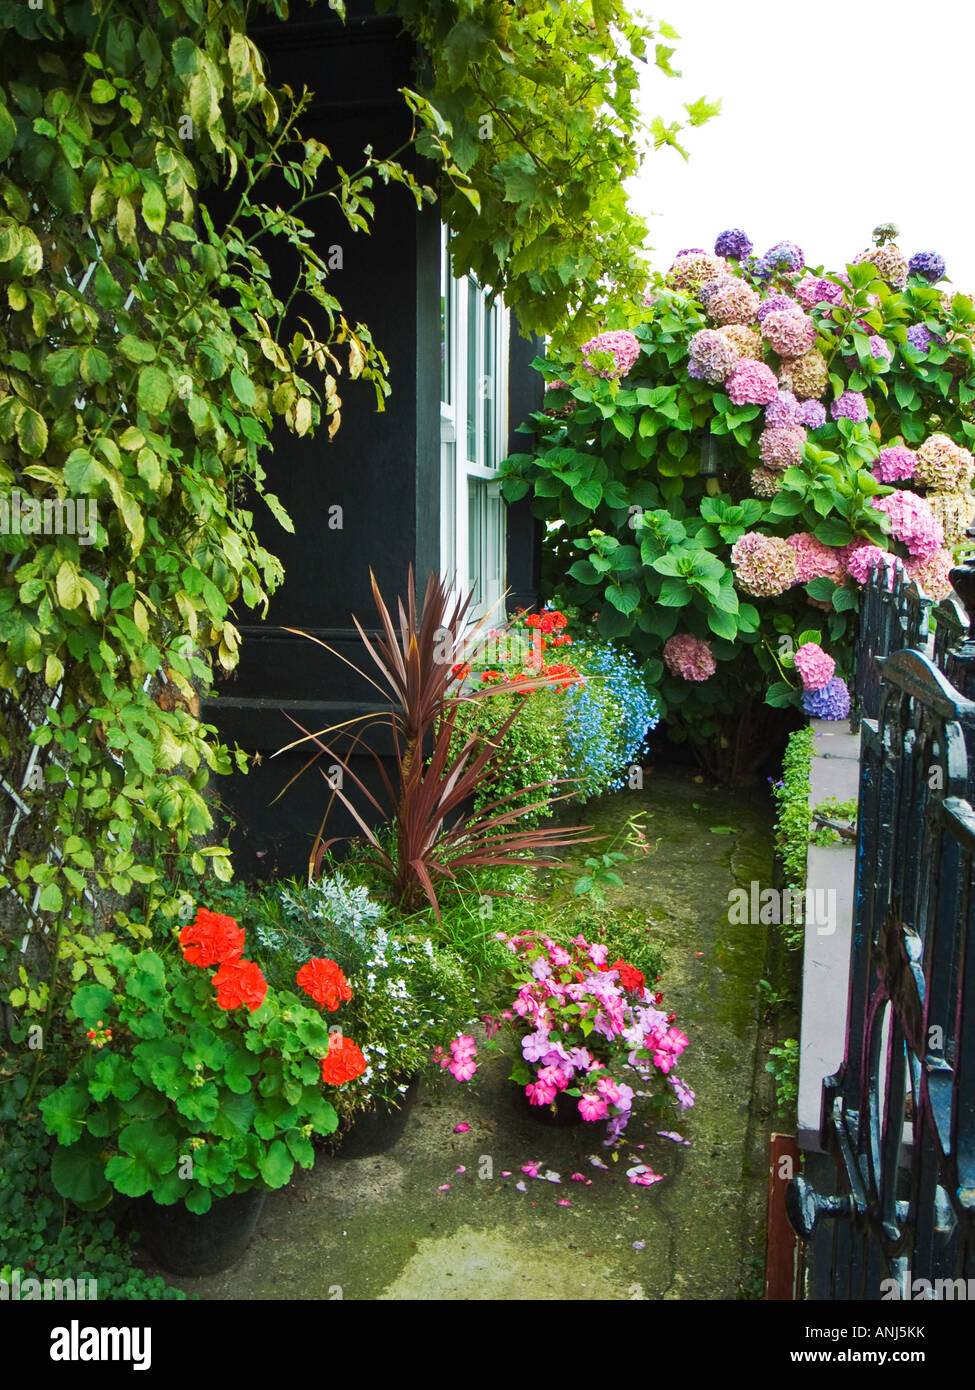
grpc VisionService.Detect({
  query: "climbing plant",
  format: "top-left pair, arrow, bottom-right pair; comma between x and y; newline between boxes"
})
0,0 -> 705,1097
386,0 -> 719,343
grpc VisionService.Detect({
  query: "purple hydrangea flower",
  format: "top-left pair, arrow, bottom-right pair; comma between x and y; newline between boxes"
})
802,676 -> 851,720
714,228 -> 753,260
831,390 -> 869,423
675,247 -> 706,257
762,241 -> 804,274
756,293 -> 796,325
765,389 -> 800,427
906,324 -> 942,353
796,399 -> 827,429
909,251 -> 946,283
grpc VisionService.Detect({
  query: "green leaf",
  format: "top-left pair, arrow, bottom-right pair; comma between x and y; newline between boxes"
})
137,365 -> 171,415
0,102 -> 16,162
257,1138 -> 295,1189
765,680 -> 798,709
230,366 -> 256,406
813,518 -> 853,547
16,407 -> 47,457
50,1135 -> 110,1205
40,1082 -> 90,1145
119,335 -> 156,363
70,982 -> 114,1025
572,479 -> 602,510
90,79 -> 116,103
140,181 -> 166,234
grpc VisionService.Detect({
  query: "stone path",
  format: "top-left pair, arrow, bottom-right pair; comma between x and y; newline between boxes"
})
147,770 -> 778,1301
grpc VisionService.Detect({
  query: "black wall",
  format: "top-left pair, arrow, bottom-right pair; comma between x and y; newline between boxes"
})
203,1 -> 542,880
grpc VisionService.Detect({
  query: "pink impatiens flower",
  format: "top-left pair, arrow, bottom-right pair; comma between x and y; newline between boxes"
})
578,1093 -> 608,1122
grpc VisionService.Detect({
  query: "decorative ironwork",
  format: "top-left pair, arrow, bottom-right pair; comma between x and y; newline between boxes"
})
852,567 -> 932,729
787,641 -> 975,1298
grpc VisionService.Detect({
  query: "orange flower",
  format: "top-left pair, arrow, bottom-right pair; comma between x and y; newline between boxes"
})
296,957 -> 352,1012
320,1035 -> 367,1085
180,908 -> 246,967
213,959 -> 267,1013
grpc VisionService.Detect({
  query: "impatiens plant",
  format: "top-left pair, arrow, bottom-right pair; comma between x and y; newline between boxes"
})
38,908 -> 366,1213
444,929 -> 693,1146
502,225 -> 975,775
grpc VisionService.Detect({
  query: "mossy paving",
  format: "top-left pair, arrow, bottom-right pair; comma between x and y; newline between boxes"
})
153,771 -> 776,1301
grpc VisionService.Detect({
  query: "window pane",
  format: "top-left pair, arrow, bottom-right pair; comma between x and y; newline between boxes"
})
483,299 -> 496,465
467,477 -> 483,605
440,231 -> 451,405
466,282 -> 479,463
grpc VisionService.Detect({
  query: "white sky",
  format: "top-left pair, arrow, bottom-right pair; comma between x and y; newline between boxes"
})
628,0 -> 975,290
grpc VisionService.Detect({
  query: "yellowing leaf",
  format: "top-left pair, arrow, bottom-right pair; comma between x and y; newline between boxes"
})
55,561 -> 83,610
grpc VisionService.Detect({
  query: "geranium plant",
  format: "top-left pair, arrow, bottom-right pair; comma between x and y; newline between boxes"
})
252,870 -> 481,1123
442,929 -> 694,1145
38,908 -> 365,1213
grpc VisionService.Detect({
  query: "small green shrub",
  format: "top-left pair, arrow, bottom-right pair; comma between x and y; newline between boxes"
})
771,725 -> 813,902
766,1038 -> 799,1116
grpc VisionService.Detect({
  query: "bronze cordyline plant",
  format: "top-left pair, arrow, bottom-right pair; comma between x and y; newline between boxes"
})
274,566 -> 596,916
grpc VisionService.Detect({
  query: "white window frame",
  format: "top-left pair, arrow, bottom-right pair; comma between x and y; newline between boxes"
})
440,226 -> 509,626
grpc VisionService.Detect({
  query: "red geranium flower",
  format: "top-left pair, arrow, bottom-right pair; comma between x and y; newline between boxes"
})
320,1035 -> 368,1086
296,957 -> 352,1011
611,959 -> 646,993
451,662 -> 471,680
213,959 -> 267,1013
180,908 -> 246,967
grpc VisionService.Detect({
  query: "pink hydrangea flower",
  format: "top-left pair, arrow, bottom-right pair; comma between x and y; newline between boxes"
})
662,633 -> 717,682
873,446 -> 917,484
580,330 -> 641,380
870,490 -> 944,558
759,425 -> 807,471
844,542 -> 904,586
904,549 -> 954,600
794,642 -> 836,691
760,307 -> 817,358
915,433 -> 975,491
726,359 -> 779,406
787,533 -> 844,583
706,279 -> 761,326
730,532 -> 799,596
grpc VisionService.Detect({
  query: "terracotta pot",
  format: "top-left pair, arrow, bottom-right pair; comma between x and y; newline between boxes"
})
133,1189 -> 266,1277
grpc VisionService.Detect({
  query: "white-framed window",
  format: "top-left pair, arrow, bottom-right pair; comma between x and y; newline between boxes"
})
440,225 -> 509,623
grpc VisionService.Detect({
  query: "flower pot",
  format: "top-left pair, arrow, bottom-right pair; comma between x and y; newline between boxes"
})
336,1073 -> 421,1159
133,1189 -> 267,1277
517,1084 -> 585,1127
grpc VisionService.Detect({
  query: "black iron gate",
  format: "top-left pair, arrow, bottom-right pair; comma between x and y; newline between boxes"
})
788,569 -> 975,1299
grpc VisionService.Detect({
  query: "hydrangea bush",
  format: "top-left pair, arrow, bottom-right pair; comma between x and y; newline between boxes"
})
502,228 -> 975,770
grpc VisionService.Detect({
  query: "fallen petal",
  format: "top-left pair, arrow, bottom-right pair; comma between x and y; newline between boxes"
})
515,1181 -> 527,1193
557,1199 -> 572,1207
588,1154 -> 609,1170
438,1184 -> 451,1191
455,1166 -> 466,1174
453,1122 -> 471,1133
633,1241 -> 646,1251
501,1170 -> 512,1177
570,1173 -> 586,1182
